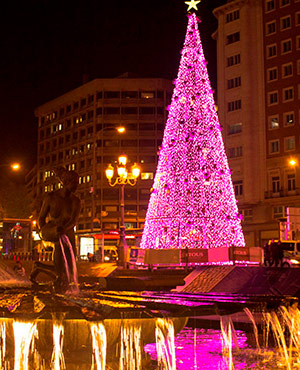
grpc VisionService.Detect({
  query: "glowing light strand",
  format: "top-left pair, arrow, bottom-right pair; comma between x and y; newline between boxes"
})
141,13 -> 245,250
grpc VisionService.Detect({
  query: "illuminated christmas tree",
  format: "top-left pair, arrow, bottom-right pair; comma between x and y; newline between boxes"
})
141,11 -> 245,250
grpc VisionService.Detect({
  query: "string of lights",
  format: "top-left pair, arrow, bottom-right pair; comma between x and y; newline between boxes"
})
141,13 -> 245,250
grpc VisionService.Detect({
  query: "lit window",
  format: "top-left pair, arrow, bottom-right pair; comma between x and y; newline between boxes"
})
140,91 -> 155,99
141,172 -> 154,180
283,112 -> 294,126
269,116 -> 279,129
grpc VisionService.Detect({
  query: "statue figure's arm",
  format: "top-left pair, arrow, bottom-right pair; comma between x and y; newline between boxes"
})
38,194 -> 51,229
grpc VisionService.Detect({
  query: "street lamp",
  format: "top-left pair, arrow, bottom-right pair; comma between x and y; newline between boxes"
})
91,126 -> 125,232
105,155 -> 141,267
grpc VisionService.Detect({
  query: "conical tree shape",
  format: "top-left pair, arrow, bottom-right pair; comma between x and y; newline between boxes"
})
141,13 -> 245,249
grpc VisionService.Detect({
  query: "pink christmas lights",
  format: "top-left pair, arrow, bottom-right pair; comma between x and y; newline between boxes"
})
141,13 -> 245,250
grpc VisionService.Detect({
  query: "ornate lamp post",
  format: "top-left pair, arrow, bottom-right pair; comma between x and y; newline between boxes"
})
105,155 -> 141,267
91,126 -> 125,232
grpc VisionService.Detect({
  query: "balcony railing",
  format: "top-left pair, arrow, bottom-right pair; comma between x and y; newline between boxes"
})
264,188 -> 300,199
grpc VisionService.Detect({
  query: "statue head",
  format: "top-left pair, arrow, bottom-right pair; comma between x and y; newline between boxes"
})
54,167 -> 79,193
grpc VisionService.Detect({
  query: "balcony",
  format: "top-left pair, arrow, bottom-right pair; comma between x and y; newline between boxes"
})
264,188 -> 300,199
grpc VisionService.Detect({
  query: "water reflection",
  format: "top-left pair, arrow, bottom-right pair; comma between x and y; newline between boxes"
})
2,306 -> 300,369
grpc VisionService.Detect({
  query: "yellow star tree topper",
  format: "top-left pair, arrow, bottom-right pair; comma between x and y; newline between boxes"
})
185,0 -> 201,11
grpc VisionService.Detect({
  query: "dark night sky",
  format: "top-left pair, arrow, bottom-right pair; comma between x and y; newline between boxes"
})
0,0 -> 226,173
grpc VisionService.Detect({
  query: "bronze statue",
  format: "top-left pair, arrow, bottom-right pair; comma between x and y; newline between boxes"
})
30,167 -> 81,292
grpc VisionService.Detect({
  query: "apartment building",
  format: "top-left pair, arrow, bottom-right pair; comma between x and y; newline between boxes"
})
213,0 -> 300,246
34,75 -> 172,236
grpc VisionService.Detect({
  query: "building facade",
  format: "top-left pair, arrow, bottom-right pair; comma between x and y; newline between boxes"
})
35,75 -> 172,240
213,0 -> 300,246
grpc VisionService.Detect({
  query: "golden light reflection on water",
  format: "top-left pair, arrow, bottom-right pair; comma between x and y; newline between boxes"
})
0,319 -> 6,368
155,318 -> 176,370
90,322 -> 106,370
13,321 -> 37,370
51,322 -> 65,370
119,321 -> 142,370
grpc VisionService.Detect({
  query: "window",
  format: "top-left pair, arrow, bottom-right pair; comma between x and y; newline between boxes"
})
273,206 -> 285,219
88,95 -> 94,104
226,9 -> 240,23
59,107 -> 65,117
298,60 -> 300,74
233,180 -> 243,196
121,91 -> 138,99
269,115 -> 279,129
227,76 -> 241,89
266,21 -> 276,35
227,54 -> 241,67
281,39 -> 292,54
296,11 -> 300,26
287,173 -> 296,191
103,188 -> 119,200
73,101 -> 79,110
228,122 -> 242,134
282,63 -> 293,78
96,91 -> 103,100
266,0 -> 275,11
66,105 -> 71,113
283,87 -> 294,102
268,91 -> 278,105
141,172 -> 154,180
267,67 -> 278,81
139,122 -> 155,130
104,107 -> 120,115
227,99 -> 241,112
96,107 -> 102,116
121,139 -> 137,147
271,176 -> 280,193
104,91 -> 120,99
139,107 -> 155,114
87,110 -> 94,121
281,0 -> 290,6
140,156 -> 156,164
139,188 -> 150,200
242,209 -> 253,221
267,44 -> 277,58
139,139 -> 155,147
121,107 -> 138,114
81,98 -> 86,107
228,146 -> 243,158
284,136 -> 295,151
269,140 -> 279,154
297,36 -> 300,50
227,32 -> 240,44
283,112 -> 294,126
281,16 -> 291,30
140,91 -> 155,99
